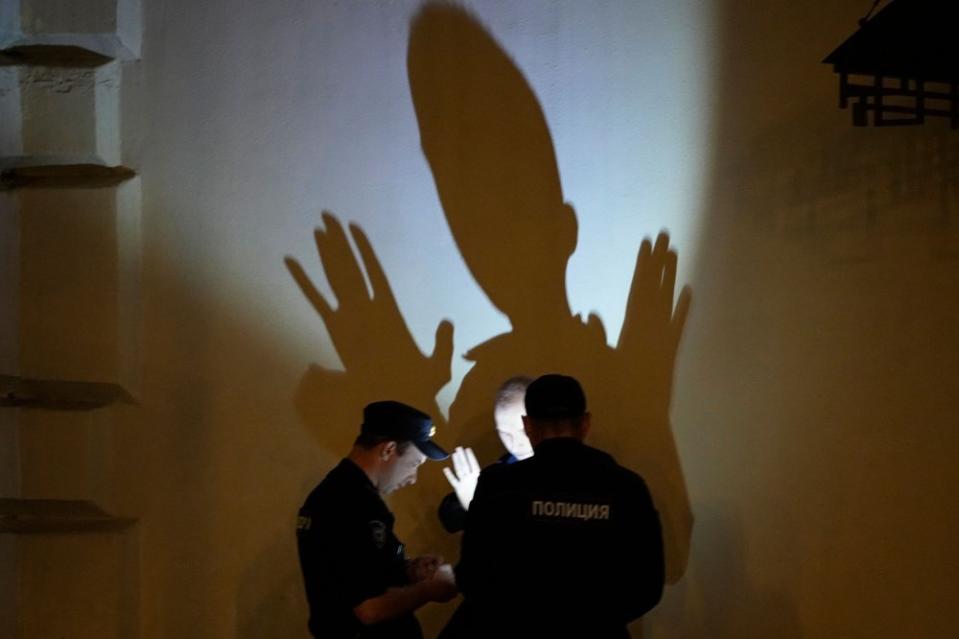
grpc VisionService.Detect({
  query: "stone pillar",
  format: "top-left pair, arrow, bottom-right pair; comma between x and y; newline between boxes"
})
0,1 -> 143,637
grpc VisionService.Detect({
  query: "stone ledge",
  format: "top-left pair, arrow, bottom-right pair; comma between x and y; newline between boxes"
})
0,499 -> 136,533
0,43 -> 113,67
0,33 -> 139,63
0,162 -> 136,190
0,375 -> 136,410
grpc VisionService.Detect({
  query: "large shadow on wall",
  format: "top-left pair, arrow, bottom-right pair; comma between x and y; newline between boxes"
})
406,3 -> 693,586
285,1 -> 693,606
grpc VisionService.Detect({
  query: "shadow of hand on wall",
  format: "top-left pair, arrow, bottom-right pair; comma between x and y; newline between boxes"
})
612,232 -> 693,584
284,212 -> 454,455
407,3 -> 693,583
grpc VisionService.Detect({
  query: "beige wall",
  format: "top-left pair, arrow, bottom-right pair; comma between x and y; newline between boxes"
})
1,191 -> 19,639
131,1 -> 708,636
11,0 -> 959,638
1,4 -> 21,620
653,2 -> 959,637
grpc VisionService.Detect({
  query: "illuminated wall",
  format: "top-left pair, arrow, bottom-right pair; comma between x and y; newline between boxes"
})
7,0 -> 959,638
655,2 -> 959,637
136,2 -> 708,635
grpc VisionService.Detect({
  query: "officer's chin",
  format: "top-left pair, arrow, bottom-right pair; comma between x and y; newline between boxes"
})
392,477 -> 416,493
382,480 -> 407,495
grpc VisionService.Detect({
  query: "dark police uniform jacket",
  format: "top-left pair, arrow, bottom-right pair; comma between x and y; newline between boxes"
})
453,437 -> 664,638
297,459 -> 422,639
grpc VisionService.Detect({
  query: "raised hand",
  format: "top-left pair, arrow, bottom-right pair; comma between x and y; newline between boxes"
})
442,446 -> 481,510
285,211 -> 454,409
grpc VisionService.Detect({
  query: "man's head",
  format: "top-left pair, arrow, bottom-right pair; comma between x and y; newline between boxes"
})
353,401 -> 448,494
407,4 -> 576,325
494,376 -> 534,460
522,374 -> 591,447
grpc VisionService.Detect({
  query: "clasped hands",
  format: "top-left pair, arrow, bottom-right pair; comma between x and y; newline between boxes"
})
406,555 -> 457,602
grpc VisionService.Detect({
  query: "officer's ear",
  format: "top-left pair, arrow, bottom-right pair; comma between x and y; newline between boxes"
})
578,413 -> 592,439
522,415 -> 542,448
380,440 -> 397,461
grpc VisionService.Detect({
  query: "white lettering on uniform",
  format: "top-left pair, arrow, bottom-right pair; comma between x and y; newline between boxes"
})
530,501 -> 611,521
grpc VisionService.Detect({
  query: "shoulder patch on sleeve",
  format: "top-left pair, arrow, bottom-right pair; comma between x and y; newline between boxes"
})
369,520 -> 386,548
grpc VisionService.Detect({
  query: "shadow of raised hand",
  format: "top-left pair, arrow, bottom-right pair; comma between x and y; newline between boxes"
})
284,212 -> 453,451
618,231 -> 692,422
601,230 -> 693,585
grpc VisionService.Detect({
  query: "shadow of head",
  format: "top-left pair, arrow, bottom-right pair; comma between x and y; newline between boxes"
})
408,3 -> 576,324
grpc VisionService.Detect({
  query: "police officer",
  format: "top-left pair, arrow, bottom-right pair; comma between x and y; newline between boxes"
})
297,400 -> 458,638
450,374 -> 665,638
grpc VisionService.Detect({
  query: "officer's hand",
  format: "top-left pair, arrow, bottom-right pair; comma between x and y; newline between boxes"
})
406,554 -> 443,582
424,564 -> 458,602
442,447 -> 481,510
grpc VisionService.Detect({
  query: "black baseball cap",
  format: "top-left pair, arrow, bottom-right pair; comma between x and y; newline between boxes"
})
361,400 -> 449,460
524,374 -> 587,420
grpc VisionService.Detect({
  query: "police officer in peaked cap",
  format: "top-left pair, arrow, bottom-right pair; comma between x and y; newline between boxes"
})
447,374 -> 665,638
297,400 -> 458,638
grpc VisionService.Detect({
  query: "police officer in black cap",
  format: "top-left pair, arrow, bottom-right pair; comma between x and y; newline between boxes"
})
449,374 -> 665,638
297,400 -> 458,638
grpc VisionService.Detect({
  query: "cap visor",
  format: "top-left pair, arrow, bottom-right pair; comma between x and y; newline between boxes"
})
414,439 -> 449,461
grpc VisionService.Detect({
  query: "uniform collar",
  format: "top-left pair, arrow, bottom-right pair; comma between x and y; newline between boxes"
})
533,436 -> 586,454
336,457 -> 379,494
